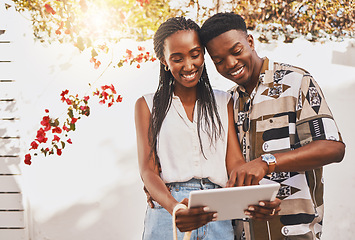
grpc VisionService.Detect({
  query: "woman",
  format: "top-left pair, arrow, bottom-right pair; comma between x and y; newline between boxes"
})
135,17 -> 277,240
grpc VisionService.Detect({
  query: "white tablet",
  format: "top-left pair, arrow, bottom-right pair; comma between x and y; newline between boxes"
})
188,183 -> 280,221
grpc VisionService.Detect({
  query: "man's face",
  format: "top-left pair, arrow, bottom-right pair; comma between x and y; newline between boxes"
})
206,30 -> 258,92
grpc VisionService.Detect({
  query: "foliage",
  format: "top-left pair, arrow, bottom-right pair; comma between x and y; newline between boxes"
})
9,0 -> 355,47
217,0 -> 355,43
11,0 -> 182,55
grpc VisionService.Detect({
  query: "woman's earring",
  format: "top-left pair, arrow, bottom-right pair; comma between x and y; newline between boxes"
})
164,65 -> 169,71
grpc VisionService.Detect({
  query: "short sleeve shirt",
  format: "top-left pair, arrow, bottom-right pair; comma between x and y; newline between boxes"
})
230,58 -> 343,240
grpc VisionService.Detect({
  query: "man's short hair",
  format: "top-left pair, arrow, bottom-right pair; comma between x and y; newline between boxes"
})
199,12 -> 247,46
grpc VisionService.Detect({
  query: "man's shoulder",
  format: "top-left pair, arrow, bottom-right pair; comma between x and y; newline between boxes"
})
273,61 -> 310,76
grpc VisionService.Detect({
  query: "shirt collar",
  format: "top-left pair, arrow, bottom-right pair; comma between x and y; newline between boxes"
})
235,57 -> 272,96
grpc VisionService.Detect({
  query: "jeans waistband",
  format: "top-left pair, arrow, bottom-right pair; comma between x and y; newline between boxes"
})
166,178 -> 220,190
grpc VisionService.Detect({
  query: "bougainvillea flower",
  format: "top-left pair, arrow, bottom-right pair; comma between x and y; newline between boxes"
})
40,116 -> 51,131
45,109 -> 49,113
138,46 -> 145,51
44,4 -> 56,14
101,91 -> 109,100
94,60 -> 101,69
57,149 -> 62,156
52,126 -> 62,134
116,95 -> 123,102
65,98 -> 72,105
24,154 -> 32,165
30,141 -> 39,150
108,102 -> 113,107
36,128 -> 48,143
83,96 -> 90,102
63,125 -> 70,132
60,90 -> 69,102
67,138 -> 72,144
53,135 -> 61,142
71,117 -> 78,124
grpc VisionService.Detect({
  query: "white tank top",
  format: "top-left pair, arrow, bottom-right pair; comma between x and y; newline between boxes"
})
143,89 -> 231,187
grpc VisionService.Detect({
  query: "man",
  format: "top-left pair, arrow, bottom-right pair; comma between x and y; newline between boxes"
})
199,12 -> 345,240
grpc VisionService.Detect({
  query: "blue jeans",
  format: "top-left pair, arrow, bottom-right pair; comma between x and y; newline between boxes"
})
142,178 -> 234,240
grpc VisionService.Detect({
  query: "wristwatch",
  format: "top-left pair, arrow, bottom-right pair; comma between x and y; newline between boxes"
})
261,153 -> 277,175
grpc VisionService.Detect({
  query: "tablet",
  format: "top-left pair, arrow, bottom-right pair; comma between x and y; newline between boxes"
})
188,183 -> 280,221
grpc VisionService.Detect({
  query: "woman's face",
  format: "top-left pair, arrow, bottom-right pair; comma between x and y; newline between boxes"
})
162,30 -> 204,90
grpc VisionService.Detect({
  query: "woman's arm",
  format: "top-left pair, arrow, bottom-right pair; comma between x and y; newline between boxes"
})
135,97 -> 178,214
135,97 -> 216,231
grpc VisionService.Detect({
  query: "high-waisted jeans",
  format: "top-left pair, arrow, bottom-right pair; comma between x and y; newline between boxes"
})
142,178 -> 234,240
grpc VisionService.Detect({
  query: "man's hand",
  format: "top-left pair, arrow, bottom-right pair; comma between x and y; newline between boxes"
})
244,198 -> 281,221
174,198 -> 217,232
226,158 -> 268,187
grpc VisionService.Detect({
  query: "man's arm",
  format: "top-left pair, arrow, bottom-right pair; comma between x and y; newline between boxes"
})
233,140 -> 345,186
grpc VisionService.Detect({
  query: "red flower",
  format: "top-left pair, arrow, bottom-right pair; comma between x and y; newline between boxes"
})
116,95 -> 123,102
57,149 -> 62,156
94,60 -> 101,69
67,138 -> 72,144
83,96 -> 90,101
40,116 -> 50,125
61,89 -> 69,95
101,91 -> 109,100
138,46 -> 145,51
126,49 -> 133,59
45,109 -> 49,113
36,128 -> 48,143
63,125 -> 70,132
24,154 -> 32,165
30,141 -> 39,150
108,102 -> 113,107
136,64 -> 141,68
71,117 -> 78,124
53,135 -> 61,142
52,126 -> 62,134
66,98 -> 72,105
44,4 -> 56,14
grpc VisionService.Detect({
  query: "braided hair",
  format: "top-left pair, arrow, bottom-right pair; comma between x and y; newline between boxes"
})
149,16 -> 223,164
199,12 -> 247,46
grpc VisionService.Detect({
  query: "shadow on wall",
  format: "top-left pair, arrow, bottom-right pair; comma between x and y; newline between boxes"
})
332,41 -> 355,67
30,147 -> 146,240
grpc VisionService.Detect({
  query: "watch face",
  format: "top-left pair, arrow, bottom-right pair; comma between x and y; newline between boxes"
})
263,153 -> 276,163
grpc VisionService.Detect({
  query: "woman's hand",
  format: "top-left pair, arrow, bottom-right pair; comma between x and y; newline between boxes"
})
174,198 -> 217,232
244,198 -> 281,221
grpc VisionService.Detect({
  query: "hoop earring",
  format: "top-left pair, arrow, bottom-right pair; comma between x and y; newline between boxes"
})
164,65 -> 169,71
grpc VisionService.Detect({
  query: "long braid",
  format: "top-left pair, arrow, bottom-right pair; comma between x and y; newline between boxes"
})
150,17 -> 223,164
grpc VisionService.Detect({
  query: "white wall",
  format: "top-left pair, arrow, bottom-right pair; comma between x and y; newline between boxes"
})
3,4 -> 355,240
